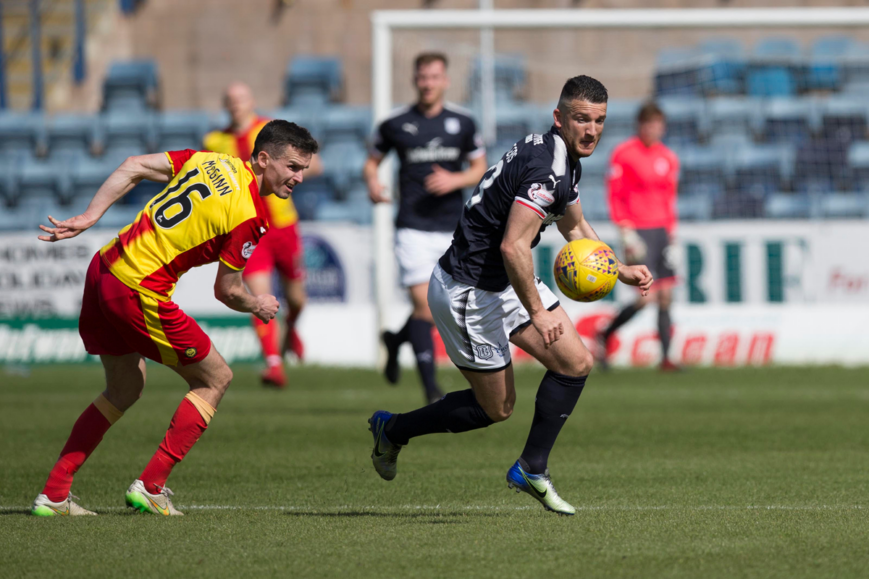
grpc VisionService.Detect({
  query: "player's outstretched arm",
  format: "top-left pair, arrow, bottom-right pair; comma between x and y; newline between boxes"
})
363,154 -> 390,203
214,262 -> 280,323
501,203 -> 563,348
557,200 -> 602,243
37,153 -> 173,242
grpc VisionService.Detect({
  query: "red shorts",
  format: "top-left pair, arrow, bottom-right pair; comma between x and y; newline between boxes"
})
242,222 -> 305,281
79,253 -> 211,366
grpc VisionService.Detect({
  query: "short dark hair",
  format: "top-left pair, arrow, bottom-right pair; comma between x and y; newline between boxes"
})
637,101 -> 665,123
557,75 -> 608,109
415,52 -> 448,70
252,120 -> 319,159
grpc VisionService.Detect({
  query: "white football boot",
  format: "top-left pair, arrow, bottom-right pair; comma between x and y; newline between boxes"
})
31,493 -> 97,517
125,480 -> 184,516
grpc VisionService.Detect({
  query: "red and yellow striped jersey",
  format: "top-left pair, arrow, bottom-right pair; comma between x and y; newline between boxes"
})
203,116 -> 299,229
100,149 -> 269,302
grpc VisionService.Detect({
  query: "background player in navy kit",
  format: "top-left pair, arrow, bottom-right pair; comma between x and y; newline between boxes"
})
368,76 -> 653,515
363,53 -> 488,403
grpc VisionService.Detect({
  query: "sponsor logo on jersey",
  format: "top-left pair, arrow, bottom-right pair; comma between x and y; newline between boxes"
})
185,347 -> 197,358
242,241 -> 256,259
525,134 -> 544,146
528,183 -> 555,207
402,122 -> 419,135
609,163 -> 623,179
406,137 -> 461,164
654,157 -> 671,176
444,117 -> 461,135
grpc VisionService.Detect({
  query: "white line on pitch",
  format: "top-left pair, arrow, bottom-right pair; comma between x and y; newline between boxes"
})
0,504 -> 865,512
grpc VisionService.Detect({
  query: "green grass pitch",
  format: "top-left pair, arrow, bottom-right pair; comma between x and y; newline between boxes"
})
1,363 -> 868,578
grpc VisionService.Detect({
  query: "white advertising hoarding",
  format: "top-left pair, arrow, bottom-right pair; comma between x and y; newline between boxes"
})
0,220 -> 866,366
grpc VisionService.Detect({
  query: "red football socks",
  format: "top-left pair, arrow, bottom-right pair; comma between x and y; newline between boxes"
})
252,315 -> 282,367
139,393 -> 214,495
42,395 -> 123,502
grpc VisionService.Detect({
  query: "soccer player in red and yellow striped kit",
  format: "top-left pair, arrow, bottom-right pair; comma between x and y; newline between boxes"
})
204,83 -> 320,388
30,120 -> 319,517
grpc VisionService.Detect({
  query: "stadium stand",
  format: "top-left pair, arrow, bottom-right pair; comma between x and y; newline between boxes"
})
4,31 -> 869,231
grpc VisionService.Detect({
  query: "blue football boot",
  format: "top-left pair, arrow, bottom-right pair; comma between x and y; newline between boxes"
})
368,410 -> 402,481
506,460 -> 576,516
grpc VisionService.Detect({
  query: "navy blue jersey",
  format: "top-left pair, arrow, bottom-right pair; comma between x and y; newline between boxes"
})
440,126 -> 582,292
371,104 -> 485,232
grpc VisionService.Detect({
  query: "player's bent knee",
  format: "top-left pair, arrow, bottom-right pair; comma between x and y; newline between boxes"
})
563,350 -> 594,378
487,406 -> 513,423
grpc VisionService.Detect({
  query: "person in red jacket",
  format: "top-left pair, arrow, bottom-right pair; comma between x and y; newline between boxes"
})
598,101 -> 680,371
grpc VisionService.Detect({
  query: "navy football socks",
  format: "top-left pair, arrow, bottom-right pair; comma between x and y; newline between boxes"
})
385,389 -> 494,446
519,371 -> 587,474
407,319 -> 442,401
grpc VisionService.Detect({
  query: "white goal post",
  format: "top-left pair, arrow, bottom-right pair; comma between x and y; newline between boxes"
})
369,7 -> 869,332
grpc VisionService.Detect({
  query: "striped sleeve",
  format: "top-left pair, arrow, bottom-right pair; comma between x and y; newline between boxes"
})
514,157 -> 557,220
165,149 -> 198,177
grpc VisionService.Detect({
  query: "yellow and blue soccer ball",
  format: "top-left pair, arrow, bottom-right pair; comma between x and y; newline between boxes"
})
553,239 -> 619,302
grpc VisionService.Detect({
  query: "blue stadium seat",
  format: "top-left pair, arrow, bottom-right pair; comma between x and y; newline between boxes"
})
760,98 -> 814,144
156,111 -> 209,152
315,198 -> 372,225
494,103 -> 534,147
847,141 -> 869,191
320,139 -> 368,193
707,97 -> 762,138
658,97 -> 705,145
293,175 -> 336,221
696,38 -> 746,96
747,38 -> 801,97
17,155 -> 76,205
820,97 -> 868,142
746,67 -> 797,97
677,191 -> 714,221
732,144 -> 794,199
321,105 -> 371,145
271,107 -> 324,141
577,184 -> 609,222
842,42 -> 869,84
602,100 -> 641,138
793,138 -> 848,193
468,55 -> 527,104
99,111 -> 155,157
0,150 -> 30,206
103,60 -> 159,112
46,115 -> 98,159
678,146 -> 726,199
654,48 -> 698,97
0,113 -> 45,155
578,149 -> 608,188
817,192 -> 868,218
806,36 -> 852,91
70,157 -> 115,199
764,192 -> 813,219
0,204 -> 40,231
98,204 -> 142,230
284,56 -> 342,107
754,37 -> 802,61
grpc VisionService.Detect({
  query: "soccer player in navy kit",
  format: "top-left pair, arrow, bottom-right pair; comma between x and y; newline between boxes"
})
364,53 -> 488,404
368,76 -> 653,515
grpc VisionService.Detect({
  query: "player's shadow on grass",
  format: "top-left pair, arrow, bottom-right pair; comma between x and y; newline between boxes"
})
285,511 -> 501,522
0,509 -> 30,516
